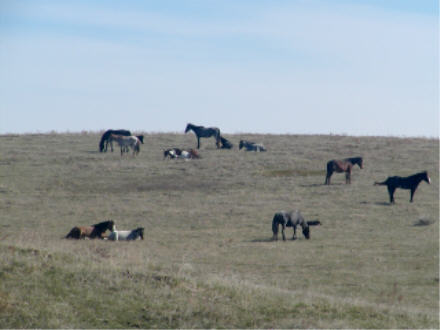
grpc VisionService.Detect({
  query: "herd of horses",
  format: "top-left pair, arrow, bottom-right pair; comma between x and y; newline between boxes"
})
68,123 -> 431,242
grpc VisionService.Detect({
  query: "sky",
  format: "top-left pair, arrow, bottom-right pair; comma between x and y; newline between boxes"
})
0,0 -> 438,137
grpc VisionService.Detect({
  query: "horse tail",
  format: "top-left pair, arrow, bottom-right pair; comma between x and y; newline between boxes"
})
272,214 -> 280,235
307,220 -> 321,226
374,180 -> 387,186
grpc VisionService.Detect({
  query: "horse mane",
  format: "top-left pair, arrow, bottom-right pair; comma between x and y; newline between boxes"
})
93,220 -> 114,229
347,157 -> 362,165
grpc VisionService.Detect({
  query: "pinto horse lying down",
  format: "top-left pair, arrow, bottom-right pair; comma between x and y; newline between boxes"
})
163,148 -> 200,159
107,227 -> 144,241
272,210 -> 321,241
374,171 -> 431,204
65,220 -> 115,239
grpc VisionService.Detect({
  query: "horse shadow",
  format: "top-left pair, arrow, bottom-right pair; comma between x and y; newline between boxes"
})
299,183 -> 344,188
250,237 -> 274,243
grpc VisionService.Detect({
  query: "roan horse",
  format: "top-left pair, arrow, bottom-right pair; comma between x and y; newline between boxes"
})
65,220 -> 115,239
272,210 -> 321,241
185,123 -> 221,149
109,134 -> 141,156
107,227 -> 144,241
239,140 -> 266,152
374,171 -> 431,204
325,157 -> 363,185
99,129 -> 131,152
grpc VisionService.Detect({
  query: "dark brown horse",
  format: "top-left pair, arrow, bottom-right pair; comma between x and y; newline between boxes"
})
374,171 -> 431,204
325,157 -> 363,185
185,123 -> 221,149
272,210 -> 321,241
65,220 -> 115,239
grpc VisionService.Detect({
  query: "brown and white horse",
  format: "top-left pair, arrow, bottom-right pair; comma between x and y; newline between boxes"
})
65,220 -> 115,239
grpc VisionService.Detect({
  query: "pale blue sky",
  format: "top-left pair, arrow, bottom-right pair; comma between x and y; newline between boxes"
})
0,0 -> 438,136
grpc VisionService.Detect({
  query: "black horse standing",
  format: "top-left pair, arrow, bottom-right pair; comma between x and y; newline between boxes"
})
185,123 -> 221,149
99,129 -> 131,152
374,171 -> 431,203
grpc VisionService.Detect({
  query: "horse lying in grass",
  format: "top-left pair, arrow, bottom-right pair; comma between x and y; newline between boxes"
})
272,210 -> 321,241
374,171 -> 431,204
163,148 -> 200,159
239,140 -> 266,152
325,157 -> 363,185
107,227 -> 144,241
219,136 -> 233,149
65,220 -> 115,239
109,134 -> 141,156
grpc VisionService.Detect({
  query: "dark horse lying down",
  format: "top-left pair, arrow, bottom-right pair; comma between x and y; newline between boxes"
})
325,157 -> 363,184
185,123 -> 221,149
374,171 -> 431,203
65,220 -> 115,239
272,210 -> 321,241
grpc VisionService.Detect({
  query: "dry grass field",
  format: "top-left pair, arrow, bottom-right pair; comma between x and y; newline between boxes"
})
0,132 -> 438,328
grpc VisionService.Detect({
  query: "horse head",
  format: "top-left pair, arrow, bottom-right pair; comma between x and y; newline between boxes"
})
189,149 -> 200,159
185,123 -> 192,133
136,135 -> 144,144
302,226 -> 310,239
423,171 -> 431,184
137,227 -> 144,240
239,140 -> 244,149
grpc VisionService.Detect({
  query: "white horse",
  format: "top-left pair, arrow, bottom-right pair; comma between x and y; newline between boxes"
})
109,134 -> 140,156
107,227 -> 144,241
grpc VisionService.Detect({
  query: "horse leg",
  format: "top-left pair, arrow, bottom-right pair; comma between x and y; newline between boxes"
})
281,224 -> 286,241
410,188 -> 416,202
345,170 -> 351,184
387,185 -> 396,204
197,137 -> 201,149
325,171 -> 332,185
292,225 -> 297,240
110,140 -> 114,152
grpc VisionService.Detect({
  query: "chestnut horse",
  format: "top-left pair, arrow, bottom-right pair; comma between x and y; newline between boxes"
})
325,157 -> 363,185
65,220 -> 115,239
374,171 -> 431,203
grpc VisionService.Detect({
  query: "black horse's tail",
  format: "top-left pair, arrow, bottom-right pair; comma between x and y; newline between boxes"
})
272,214 -> 281,235
374,180 -> 387,186
307,220 -> 321,226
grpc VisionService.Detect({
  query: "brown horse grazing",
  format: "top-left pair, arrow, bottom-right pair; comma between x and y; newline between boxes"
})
374,171 -> 431,204
272,210 -> 321,241
325,157 -> 363,185
65,220 -> 115,239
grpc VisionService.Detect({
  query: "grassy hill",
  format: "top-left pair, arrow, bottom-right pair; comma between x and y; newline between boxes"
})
0,132 -> 438,328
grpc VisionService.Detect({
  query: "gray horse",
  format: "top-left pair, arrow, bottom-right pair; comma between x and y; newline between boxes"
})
272,210 -> 321,241
239,140 -> 266,152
